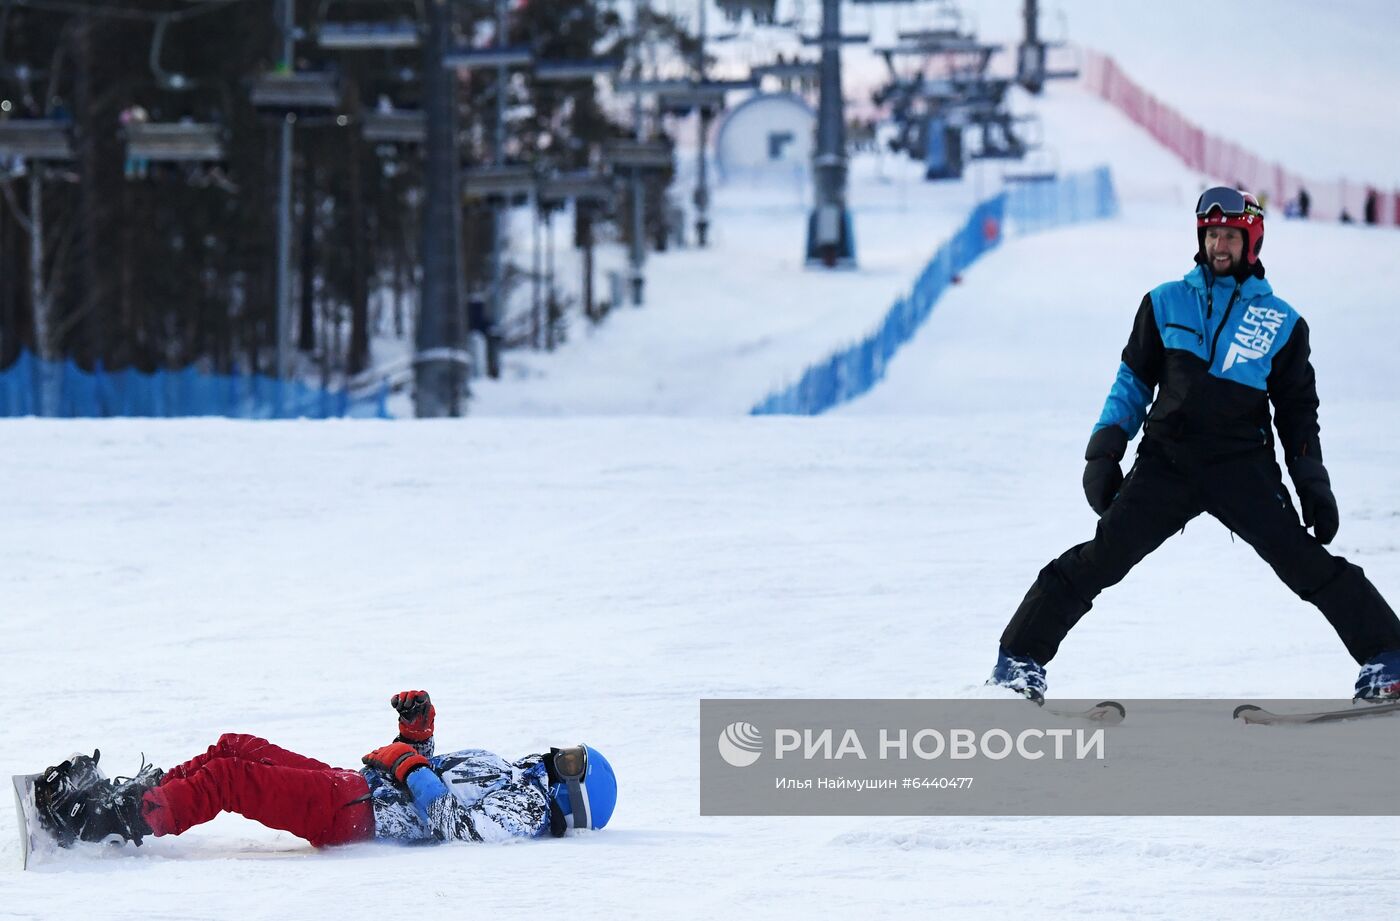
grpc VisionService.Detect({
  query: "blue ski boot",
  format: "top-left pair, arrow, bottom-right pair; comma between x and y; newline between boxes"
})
987,647 -> 1047,703
1354,649 -> 1400,701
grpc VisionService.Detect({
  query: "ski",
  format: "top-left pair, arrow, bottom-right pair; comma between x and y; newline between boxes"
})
1233,700 -> 1400,725
1043,700 -> 1126,725
13,773 -> 44,871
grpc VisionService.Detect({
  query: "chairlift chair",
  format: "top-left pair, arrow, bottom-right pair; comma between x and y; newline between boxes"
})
0,119 -> 74,160
315,0 -> 423,50
615,71 -> 753,116
800,29 -> 871,48
655,79 -> 753,117
612,78 -> 696,96
461,164 -> 536,204
602,140 -> 673,172
896,27 -> 963,43
442,47 -> 533,70
750,61 -> 820,82
894,0 -> 966,39
125,122 -> 225,162
537,171 -> 616,206
318,21 -> 420,50
715,0 -> 777,25
361,108 -> 425,144
533,58 -> 622,82
250,71 -> 341,114
133,13 -> 232,162
896,0 -> 969,44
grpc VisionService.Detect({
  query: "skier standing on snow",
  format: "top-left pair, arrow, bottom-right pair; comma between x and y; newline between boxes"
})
29,690 -> 617,851
989,187 -> 1400,701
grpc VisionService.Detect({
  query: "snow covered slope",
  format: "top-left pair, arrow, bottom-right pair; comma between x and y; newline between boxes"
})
849,0 -> 1400,180
467,151 -> 989,415
3,407 -> 1399,918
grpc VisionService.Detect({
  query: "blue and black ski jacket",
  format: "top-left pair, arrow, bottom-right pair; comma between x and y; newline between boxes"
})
1094,260 -> 1322,461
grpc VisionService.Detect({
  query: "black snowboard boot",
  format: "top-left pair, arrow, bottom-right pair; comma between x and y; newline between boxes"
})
33,750 -> 108,848
35,753 -> 163,848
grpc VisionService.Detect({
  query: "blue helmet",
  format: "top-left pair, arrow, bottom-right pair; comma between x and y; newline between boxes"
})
550,744 -> 617,832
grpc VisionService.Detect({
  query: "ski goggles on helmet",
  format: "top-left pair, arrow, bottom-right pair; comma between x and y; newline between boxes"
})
1196,187 -> 1261,219
553,744 -> 587,782
547,745 -> 591,835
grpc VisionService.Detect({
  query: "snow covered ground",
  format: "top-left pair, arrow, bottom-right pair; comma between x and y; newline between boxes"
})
463,148 -> 990,416
5,406 -> 1399,919
6,6 -> 1400,919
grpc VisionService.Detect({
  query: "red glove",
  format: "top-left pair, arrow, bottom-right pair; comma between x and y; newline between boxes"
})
362,742 -> 430,784
391,690 -> 435,742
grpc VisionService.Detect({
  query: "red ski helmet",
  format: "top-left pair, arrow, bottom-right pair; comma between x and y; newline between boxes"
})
1196,186 -> 1264,264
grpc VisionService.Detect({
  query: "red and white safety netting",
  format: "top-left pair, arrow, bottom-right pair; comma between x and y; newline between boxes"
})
1081,49 -> 1397,226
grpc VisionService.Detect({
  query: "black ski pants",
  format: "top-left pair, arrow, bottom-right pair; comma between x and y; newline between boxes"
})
1001,441 -> 1400,665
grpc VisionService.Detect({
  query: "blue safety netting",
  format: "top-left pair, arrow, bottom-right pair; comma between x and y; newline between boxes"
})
1004,165 -> 1119,235
0,350 -> 389,419
751,166 -> 1118,416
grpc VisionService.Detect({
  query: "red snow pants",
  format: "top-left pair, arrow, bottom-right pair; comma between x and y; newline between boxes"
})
141,733 -> 376,847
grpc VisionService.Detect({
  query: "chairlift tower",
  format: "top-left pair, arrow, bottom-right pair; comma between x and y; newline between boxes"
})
803,0 -> 864,268
416,0 -> 469,415
692,0 -> 720,247
489,0 -> 511,374
275,0 -> 295,388
627,0 -> 650,305
306,0 -> 466,412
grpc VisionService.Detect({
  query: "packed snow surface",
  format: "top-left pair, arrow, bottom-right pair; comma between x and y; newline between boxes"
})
5,7 -> 1400,919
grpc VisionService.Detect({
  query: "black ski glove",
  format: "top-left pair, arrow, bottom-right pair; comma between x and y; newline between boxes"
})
1288,456 -> 1339,544
1082,426 -> 1128,516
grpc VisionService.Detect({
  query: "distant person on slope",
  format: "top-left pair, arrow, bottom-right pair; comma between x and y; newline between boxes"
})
26,691 -> 617,853
987,187 -> 1400,702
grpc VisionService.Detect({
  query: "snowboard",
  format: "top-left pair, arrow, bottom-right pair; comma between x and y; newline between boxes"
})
13,773 -> 47,870
1233,700 -> 1400,725
1045,700 -> 1126,725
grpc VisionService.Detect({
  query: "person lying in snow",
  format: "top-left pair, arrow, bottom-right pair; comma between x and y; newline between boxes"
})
29,690 -> 617,850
